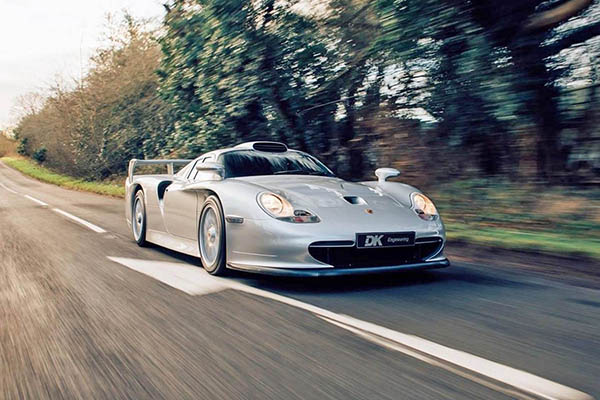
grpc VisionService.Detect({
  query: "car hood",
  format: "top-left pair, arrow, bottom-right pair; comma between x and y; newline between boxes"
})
234,175 -> 430,229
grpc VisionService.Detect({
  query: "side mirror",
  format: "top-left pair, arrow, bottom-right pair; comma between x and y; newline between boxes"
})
196,162 -> 224,180
375,167 -> 400,183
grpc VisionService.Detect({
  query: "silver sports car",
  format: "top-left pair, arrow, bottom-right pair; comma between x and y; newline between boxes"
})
125,141 -> 449,276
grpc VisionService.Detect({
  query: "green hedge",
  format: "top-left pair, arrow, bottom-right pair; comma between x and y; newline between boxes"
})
1,157 -> 124,197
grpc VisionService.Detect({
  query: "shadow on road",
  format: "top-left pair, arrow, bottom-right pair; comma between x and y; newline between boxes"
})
147,244 -> 540,295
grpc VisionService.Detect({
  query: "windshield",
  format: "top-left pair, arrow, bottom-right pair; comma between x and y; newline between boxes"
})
220,150 -> 334,178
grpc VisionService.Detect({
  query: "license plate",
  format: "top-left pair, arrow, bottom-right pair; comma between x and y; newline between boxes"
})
356,232 -> 415,249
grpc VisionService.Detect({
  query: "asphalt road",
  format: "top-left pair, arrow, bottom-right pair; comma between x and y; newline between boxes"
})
1,161 -> 599,400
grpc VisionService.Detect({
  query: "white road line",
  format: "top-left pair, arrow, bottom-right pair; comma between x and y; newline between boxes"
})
0,182 -> 19,194
53,208 -> 107,233
106,256 -> 593,400
23,192 -> 108,234
230,284 -> 593,400
107,257 -> 228,296
24,194 -> 48,206
320,315 -> 538,400
12,187 -> 109,234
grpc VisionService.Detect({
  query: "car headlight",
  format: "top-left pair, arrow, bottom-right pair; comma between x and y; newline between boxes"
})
411,193 -> 438,221
258,192 -> 320,223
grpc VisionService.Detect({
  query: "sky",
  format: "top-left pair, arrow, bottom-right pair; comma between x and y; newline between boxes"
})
0,0 -> 166,128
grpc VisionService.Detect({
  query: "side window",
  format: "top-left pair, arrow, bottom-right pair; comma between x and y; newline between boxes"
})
191,156 -> 214,180
186,160 -> 201,180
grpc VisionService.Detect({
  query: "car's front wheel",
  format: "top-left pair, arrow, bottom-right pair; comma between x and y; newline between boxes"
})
132,190 -> 147,246
198,195 -> 227,275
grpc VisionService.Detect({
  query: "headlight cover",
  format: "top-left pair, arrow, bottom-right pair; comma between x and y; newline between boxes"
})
258,192 -> 320,223
411,192 -> 438,221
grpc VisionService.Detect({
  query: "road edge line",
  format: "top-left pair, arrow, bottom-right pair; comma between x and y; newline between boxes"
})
0,182 -> 19,194
24,194 -> 48,206
53,208 -> 107,233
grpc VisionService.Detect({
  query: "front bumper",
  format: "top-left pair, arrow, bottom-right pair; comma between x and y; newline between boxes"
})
227,258 -> 450,277
226,216 -> 446,270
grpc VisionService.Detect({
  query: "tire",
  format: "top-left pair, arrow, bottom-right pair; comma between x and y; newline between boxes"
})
198,195 -> 227,275
132,190 -> 147,246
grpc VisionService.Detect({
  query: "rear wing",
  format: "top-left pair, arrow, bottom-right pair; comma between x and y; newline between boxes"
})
127,159 -> 192,182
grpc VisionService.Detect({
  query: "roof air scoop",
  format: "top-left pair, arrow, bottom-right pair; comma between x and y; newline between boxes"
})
252,142 -> 288,152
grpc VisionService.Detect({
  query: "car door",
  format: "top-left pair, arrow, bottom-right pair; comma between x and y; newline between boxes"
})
162,158 -> 204,239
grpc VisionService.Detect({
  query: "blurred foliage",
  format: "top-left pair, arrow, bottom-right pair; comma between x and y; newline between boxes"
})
16,137 -> 28,156
0,135 -> 16,157
158,0 -> 600,182
11,1 -> 600,184
13,14 -> 171,180
32,146 -> 47,164
158,0 -> 370,175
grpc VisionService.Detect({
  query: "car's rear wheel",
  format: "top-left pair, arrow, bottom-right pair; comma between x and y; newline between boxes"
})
199,195 -> 227,275
132,190 -> 147,246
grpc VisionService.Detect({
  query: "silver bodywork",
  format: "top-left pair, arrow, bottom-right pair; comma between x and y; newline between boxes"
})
125,142 -> 449,276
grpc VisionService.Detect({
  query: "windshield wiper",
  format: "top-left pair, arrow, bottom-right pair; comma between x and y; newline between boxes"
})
274,169 -> 306,175
274,170 -> 329,176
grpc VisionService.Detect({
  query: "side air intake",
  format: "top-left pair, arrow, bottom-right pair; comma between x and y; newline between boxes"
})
252,142 -> 288,152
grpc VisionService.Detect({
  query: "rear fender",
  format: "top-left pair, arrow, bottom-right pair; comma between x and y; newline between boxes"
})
126,176 -> 173,232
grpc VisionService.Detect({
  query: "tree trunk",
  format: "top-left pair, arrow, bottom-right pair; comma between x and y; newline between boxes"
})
260,0 -> 307,151
510,38 -> 564,182
339,66 -> 366,178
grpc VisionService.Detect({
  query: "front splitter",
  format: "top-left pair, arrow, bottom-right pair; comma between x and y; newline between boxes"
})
226,259 -> 450,277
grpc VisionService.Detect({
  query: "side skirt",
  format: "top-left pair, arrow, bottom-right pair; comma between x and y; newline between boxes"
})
146,230 -> 200,257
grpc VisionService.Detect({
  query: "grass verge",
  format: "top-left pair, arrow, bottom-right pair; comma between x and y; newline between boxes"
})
1,156 -> 125,197
430,179 -> 600,261
445,223 -> 600,261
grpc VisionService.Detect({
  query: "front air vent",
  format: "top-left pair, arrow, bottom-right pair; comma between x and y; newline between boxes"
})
253,142 -> 288,152
308,237 -> 444,268
310,240 -> 355,248
157,181 -> 172,202
343,196 -> 366,205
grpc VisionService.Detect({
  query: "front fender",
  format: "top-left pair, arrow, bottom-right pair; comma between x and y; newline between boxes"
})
361,181 -> 421,208
362,180 -> 445,233
185,179 -> 270,221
